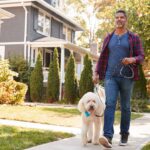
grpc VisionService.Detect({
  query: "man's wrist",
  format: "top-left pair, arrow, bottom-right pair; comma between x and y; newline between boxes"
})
132,57 -> 136,64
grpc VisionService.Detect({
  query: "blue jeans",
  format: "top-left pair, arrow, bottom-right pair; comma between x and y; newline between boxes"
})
103,76 -> 134,138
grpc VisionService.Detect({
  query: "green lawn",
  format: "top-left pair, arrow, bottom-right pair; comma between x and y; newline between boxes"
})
115,111 -> 142,124
142,142 -> 150,150
0,125 -> 73,150
0,104 -> 143,127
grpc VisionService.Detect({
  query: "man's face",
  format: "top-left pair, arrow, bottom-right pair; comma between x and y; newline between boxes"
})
115,12 -> 127,28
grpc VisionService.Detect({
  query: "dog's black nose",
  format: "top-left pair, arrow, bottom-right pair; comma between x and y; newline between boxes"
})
90,106 -> 94,110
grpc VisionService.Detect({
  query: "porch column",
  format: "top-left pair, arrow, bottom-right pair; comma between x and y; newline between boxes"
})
59,45 -> 65,100
81,54 -> 84,72
27,43 -> 30,63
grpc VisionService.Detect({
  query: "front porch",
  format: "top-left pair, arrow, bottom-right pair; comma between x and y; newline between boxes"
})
28,37 -> 99,99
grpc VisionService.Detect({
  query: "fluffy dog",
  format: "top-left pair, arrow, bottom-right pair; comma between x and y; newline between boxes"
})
78,85 -> 106,146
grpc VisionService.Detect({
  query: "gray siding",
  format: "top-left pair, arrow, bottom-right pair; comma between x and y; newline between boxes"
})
33,2 -> 76,41
0,5 -> 76,43
0,7 -> 24,42
5,45 -> 24,58
27,7 -> 45,41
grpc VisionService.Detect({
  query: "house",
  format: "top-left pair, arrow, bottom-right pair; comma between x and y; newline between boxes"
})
0,0 -> 99,99
0,8 -> 15,59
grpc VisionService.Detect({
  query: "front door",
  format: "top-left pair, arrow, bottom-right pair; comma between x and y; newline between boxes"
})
45,49 -> 53,68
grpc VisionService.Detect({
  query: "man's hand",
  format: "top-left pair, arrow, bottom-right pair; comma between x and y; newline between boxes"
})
122,57 -> 136,65
93,72 -> 99,84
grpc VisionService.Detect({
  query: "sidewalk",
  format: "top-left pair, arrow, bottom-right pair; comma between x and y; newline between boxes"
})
0,113 -> 150,150
26,113 -> 150,150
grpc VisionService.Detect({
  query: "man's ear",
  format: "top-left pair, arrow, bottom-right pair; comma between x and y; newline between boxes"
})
78,98 -> 85,112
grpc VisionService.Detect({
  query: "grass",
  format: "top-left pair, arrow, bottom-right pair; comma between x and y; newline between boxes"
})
143,105 -> 150,112
114,111 -> 143,124
0,104 -> 143,127
142,142 -> 150,150
42,107 -> 80,115
0,125 -> 74,150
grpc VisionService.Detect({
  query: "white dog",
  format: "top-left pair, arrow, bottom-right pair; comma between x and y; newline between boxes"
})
78,85 -> 106,146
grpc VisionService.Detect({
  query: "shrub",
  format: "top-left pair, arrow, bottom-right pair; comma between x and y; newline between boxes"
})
131,99 -> 149,112
47,48 -> 60,102
9,56 -> 30,84
0,80 -> 27,104
64,54 -> 78,104
132,65 -> 148,99
30,52 -> 43,102
0,59 -> 27,104
79,54 -> 94,97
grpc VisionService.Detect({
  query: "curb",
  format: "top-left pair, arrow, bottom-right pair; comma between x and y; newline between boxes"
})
136,136 -> 150,150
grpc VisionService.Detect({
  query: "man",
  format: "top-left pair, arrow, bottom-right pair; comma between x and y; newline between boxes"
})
94,10 -> 144,148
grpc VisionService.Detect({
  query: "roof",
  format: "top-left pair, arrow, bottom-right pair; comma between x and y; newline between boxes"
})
0,8 -> 15,19
0,0 -> 83,31
31,37 -> 99,61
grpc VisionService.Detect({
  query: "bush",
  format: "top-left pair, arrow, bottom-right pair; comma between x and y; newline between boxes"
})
131,99 -> 149,112
132,65 -> 148,99
0,80 -> 27,104
9,56 -> 30,84
47,48 -> 60,102
30,52 -> 43,102
64,54 -> 78,104
79,54 -> 94,97
0,59 -> 27,104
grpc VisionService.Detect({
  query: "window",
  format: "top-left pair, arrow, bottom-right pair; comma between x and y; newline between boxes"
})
62,25 -> 66,39
67,28 -> 72,42
45,17 -> 51,35
51,0 -> 59,8
37,12 -> 44,33
63,25 -> 66,35
37,11 -> 51,36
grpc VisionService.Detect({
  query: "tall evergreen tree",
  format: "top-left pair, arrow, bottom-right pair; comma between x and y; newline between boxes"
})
79,54 -> 94,97
47,48 -> 60,101
64,54 -> 78,103
30,52 -> 43,102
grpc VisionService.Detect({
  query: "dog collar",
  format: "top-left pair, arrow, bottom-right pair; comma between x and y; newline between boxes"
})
95,113 -> 104,117
85,111 -> 90,117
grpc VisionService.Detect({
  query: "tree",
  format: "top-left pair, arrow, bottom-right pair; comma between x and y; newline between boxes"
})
79,54 -> 94,97
65,0 -> 115,48
47,48 -> 60,102
64,54 -> 78,103
30,52 -> 43,102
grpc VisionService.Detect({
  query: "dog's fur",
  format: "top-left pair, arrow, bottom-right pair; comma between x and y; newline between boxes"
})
78,86 -> 105,146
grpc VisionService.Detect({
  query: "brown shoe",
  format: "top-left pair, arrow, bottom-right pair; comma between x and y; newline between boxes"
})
99,136 -> 112,148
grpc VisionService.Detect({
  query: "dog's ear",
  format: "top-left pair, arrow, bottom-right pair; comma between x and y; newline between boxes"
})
78,98 -> 85,112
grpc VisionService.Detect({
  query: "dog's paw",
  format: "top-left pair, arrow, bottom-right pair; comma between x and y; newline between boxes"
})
82,142 -> 87,146
82,139 -> 87,146
87,139 -> 92,143
92,141 -> 99,145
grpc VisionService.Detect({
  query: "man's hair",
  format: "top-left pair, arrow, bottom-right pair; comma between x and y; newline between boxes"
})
116,10 -> 127,18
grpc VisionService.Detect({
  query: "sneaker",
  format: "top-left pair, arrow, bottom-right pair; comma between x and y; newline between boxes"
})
119,133 -> 129,146
99,136 -> 112,148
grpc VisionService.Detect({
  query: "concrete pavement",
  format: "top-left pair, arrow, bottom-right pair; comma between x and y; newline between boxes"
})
0,113 -> 150,150
26,113 -> 150,150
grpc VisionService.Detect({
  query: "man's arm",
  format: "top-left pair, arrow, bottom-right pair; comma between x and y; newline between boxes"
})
122,35 -> 145,65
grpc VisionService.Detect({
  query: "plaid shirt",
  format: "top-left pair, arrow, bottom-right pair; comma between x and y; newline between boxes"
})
95,30 -> 145,80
